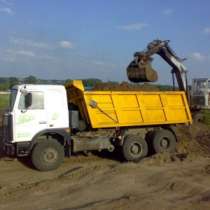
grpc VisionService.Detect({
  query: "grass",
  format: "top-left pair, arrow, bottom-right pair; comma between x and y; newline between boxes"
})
0,94 -> 9,110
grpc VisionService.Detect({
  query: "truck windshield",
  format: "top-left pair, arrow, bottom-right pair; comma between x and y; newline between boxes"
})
198,80 -> 207,89
9,89 -> 17,111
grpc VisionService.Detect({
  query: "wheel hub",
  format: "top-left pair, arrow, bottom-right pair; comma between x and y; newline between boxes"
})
160,138 -> 169,149
130,143 -> 142,155
43,148 -> 58,163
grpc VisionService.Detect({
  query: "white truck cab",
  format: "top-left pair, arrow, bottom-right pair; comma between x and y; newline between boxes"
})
6,84 -> 69,143
3,84 -> 70,171
3,83 -> 115,171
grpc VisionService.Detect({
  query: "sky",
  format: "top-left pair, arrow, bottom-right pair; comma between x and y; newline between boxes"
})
0,0 -> 210,84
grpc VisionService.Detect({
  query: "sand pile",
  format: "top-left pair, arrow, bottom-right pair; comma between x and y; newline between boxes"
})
176,123 -> 210,157
92,81 -> 159,91
143,123 -> 210,165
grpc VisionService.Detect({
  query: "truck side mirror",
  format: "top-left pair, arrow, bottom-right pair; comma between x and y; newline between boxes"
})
25,93 -> 32,109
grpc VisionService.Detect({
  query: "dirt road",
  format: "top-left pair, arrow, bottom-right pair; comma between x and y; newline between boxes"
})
0,124 -> 210,210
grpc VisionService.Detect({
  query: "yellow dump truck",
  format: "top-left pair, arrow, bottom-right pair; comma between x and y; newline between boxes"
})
65,80 -> 192,165
3,79 -> 192,171
3,40 -> 193,171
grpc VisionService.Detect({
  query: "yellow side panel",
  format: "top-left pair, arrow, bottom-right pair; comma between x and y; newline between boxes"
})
142,110 -> 166,122
113,95 -> 139,108
116,110 -> 142,124
85,94 -> 117,125
137,94 -> 165,122
90,95 -> 113,109
165,109 -> 188,121
83,91 -> 192,128
161,94 -> 189,121
113,95 -> 143,124
94,111 -> 118,125
163,94 -> 184,106
138,94 -> 163,107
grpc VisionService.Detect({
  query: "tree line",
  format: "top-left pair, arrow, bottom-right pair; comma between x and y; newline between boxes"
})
0,75 -> 173,91
0,76 -> 39,91
0,76 -> 103,91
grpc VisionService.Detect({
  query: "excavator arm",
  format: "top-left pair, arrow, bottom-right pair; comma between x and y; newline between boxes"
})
127,40 -> 188,92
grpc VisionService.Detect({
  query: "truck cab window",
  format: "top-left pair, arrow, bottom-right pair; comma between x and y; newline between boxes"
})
10,89 -> 17,111
18,92 -> 44,110
197,81 -> 204,89
208,81 -> 210,89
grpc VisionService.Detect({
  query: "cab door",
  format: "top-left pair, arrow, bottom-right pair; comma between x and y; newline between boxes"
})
45,88 -> 69,130
13,91 -> 47,142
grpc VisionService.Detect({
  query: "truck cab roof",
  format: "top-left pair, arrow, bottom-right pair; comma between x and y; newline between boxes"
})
12,84 -> 65,92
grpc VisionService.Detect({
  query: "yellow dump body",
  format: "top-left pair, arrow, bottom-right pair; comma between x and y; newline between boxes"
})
66,80 -> 192,129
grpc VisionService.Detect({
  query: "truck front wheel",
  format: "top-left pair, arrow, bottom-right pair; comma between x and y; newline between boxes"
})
31,139 -> 64,171
122,135 -> 148,162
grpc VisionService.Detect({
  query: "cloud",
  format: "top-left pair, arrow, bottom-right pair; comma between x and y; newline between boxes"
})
204,27 -> 210,35
59,40 -> 73,49
10,38 -> 50,49
0,7 -> 14,15
1,48 -> 57,63
10,37 -> 75,50
191,52 -> 209,62
118,22 -> 148,31
162,9 -> 173,15
0,0 -> 13,5
1,49 -> 35,62
14,50 -> 35,57
6,49 -> 35,58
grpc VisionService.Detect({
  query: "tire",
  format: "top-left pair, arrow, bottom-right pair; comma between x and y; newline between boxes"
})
193,112 -> 204,123
122,135 -> 148,161
152,130 -> 176,153
31,139 -> 64,171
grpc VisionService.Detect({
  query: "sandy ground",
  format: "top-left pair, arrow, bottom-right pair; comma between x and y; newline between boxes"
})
0,123 -> 210,210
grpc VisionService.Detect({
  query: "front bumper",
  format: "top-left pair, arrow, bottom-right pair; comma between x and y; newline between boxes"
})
4,143 -> 16,156
4,141 -> 32,157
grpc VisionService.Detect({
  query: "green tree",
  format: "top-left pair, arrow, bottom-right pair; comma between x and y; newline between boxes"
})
0,82 -> 9,91
83,78 -> 102,87
9,77 -> 19,89
64,79 -> 72,86
24,75 -> 37,84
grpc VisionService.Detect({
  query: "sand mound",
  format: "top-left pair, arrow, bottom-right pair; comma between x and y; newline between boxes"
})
176,123 -> 210,157
92,81 -> 159,91
143,123 -> 210,166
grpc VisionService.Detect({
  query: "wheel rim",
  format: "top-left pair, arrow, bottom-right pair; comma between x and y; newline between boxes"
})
160,138 -> 169,149
43,148 -> 58,163
130,143 -> 142,155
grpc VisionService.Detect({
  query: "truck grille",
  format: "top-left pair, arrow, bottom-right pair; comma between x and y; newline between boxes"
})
3,113 -> 13,143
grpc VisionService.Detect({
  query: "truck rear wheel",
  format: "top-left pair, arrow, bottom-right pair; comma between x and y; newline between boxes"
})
122,135 -> 148,161
193,112 -> 204,123
31,139 -> 64,171
152,130 -> 176,153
